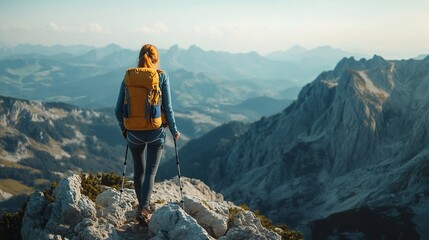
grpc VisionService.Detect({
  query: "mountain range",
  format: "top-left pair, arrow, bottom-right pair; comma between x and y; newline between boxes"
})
0,43 -> 305,139
158,55 -> 429,239
0,43 -> 363,137
3,43 -> 425,239
0,43 -> 360,109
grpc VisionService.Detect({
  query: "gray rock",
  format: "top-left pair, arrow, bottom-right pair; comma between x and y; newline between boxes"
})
73,218 -> 118,240
150,177 -> 226,211
43,174 -> 96,237
21,191 -> 51,240
183,196 -> 228,238
22,175 -> 281,240
21,174 -> 114,240
96,187 -> 137,227
148,203 -> 214,240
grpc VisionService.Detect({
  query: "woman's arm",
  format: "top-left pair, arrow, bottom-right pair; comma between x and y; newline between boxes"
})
160,72 -> 179,137
115,80 -> 126,132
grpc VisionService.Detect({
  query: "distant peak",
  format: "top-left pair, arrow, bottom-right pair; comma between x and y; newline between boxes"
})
289,45 -> 307,51
169,44 -> 180,50
371,54 -> 385,61
333,55 -> 390,74
104,43 -> 121,50
166,44 -> 181,54
333,56 -> 357,73
314,45 -> 334,50
368,55 -> 388,66
337,56 -> 357,65
188,45 -> 203,52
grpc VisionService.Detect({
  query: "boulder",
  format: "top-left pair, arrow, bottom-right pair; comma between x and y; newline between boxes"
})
73,218 -> 118,240
183,196 -> 228,238
96,188 -> 137,227
21,174 -> 117,240
148,203 -> 214,240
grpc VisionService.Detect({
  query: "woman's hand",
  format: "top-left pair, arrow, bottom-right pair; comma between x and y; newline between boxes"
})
174,131 -> 181,141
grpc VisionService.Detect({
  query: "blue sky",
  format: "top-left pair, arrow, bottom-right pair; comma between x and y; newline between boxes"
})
1,0 -> 428,58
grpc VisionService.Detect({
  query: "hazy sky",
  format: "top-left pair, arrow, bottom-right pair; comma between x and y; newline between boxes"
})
1,0 -> 428,59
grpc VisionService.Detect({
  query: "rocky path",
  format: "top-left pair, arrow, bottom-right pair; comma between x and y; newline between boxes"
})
116,222 -> 149,240
21,175 -> 282,240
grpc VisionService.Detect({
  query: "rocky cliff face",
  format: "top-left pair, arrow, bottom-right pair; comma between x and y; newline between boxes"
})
21,175 -> 282,240
167,56 -> 429,239
0,96 -> 122,164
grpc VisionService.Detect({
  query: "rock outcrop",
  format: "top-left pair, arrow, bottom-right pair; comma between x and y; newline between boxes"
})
21,174 -> 281,240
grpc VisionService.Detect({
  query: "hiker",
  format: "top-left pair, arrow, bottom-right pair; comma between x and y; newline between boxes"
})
115,43 -> 181,225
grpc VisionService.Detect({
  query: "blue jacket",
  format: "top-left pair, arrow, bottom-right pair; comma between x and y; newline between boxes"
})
115,71 -> 179,137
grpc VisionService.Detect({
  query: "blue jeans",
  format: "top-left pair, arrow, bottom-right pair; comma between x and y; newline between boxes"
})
127,129 -> 165,209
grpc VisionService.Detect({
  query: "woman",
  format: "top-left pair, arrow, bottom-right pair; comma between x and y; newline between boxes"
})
115,44 -> 180,224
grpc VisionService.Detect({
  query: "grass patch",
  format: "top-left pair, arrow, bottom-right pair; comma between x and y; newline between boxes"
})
0,159 -> 40,174
33,178 -> 50,185
0,179 -> 34,195
28,138 -> 64,159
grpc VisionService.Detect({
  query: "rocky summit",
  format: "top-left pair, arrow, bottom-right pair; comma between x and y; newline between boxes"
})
21,174 -> 281,240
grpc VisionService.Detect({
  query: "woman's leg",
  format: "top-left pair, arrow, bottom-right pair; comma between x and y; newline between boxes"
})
140,143 -> 163,209
130,145 -> 146,208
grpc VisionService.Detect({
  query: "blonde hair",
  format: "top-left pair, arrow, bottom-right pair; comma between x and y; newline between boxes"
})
138,44 -> 159,69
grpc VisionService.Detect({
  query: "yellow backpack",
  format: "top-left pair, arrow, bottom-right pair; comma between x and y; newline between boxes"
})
123,67 -> 163,130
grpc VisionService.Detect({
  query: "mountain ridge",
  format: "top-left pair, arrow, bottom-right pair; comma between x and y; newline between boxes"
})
0,44 -> 301,109
157,55 -> 429,239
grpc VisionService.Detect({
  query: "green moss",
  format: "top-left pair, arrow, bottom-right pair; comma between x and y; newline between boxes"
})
41,181 -> 58,203
254,209 -> 303,240
227,206 -> 244,228
80,172 -> 133,202
154,199 -> 167,205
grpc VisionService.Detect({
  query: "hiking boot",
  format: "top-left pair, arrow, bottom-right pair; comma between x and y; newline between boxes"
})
136,208 -> 152,225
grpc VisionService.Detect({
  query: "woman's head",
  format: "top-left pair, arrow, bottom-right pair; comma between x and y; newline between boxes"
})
138,44 -> 159,69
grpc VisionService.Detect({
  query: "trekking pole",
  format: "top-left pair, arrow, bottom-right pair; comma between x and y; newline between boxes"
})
120,144 -> 129,202
174,139 -> 185,209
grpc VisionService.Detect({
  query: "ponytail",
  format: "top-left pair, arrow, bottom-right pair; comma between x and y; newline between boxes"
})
138,44 -> 159,70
